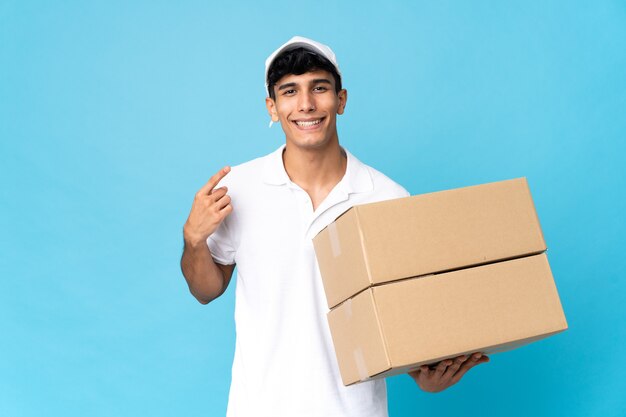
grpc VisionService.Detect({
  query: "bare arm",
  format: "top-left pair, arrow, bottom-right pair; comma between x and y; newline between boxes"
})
181,238 -> 235,304
180,166 -> 235,304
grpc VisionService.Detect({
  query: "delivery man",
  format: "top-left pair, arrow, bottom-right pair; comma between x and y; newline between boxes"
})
181,36 -> 489,417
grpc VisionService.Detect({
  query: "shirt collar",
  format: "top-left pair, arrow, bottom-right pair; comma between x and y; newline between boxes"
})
262,144 -> 373,194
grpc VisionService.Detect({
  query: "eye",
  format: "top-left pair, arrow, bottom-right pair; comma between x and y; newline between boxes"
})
282,89 -> 296,96
313,86 -> 328,92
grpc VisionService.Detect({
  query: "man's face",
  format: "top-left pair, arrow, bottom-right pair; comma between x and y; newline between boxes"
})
266,70 -> 347,150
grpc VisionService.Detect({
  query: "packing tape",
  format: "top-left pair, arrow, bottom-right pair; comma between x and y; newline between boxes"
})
344,298 -> 352,319
353,348 -> 369,382
327,222 -> 341,258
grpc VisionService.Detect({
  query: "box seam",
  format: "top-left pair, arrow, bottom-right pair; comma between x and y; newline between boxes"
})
355,207 -> 374,286
370,289 -> 392,375
522,177 -> 548,249
367,250 -> 547,289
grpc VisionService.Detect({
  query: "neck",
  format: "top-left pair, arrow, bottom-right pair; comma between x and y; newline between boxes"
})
282,139 -> 347,194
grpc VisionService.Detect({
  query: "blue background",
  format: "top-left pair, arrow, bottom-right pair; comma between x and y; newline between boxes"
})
1,1 -> 625,416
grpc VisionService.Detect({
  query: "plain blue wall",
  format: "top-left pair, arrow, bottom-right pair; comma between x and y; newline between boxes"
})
1,1 -> 625,416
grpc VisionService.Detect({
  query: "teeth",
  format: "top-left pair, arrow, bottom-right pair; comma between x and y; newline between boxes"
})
295,119 -> 321,127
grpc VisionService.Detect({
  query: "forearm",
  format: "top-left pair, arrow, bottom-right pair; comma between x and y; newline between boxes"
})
181,166 -> 233,303
181,238 -> 227,304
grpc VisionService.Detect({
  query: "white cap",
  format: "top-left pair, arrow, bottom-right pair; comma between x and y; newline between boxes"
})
264,36 -> 341,96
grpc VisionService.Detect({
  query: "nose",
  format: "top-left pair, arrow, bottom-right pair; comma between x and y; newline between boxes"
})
298,91 -> 316,112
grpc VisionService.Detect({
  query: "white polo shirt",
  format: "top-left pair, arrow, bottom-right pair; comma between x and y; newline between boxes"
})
208,145 -> 409,417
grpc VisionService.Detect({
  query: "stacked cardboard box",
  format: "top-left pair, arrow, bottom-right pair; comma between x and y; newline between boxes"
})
313,178 -> 567,386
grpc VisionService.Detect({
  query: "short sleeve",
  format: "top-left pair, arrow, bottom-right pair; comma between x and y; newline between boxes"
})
390,182 -> 410,199
207,218 -> 236,265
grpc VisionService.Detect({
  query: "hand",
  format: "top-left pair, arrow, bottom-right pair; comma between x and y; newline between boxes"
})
183,166 -> 232,246
408,352 -> 489,393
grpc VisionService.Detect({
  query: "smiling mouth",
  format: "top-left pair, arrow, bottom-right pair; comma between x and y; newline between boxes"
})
293,118 -> 324,128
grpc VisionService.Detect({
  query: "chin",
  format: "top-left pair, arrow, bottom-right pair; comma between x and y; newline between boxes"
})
284,128 -> 338,150
288,136 -> 335,151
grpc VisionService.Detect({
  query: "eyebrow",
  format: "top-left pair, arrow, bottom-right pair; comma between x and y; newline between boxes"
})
277,78 -> 333,91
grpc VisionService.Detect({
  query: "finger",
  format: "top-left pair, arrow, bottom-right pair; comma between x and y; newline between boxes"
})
442,355 -> 468,380
420,364 -> 433,380
453,356 -> 489,381
413,365 -> 430,377
220,203 -> 233,217
451,354 -> 490,384
210,186 -> 228,201
407,368 -> 420,381
464,352 -> 488,368
215,194 -> 231,210
200,166 -> 231,194
409,365 -> 429,386
433,359 -> 452,379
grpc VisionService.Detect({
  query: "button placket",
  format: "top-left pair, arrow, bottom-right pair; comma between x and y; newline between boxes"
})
289,183 -> 314,234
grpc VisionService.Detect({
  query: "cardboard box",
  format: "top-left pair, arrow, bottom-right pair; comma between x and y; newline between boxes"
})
313,178 -> 546,309
328,253 -> 568,386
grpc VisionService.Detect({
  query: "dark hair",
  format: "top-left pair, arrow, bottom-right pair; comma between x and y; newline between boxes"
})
267,47 -> 342,99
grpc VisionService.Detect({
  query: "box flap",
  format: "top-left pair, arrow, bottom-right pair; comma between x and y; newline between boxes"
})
327,289 -> 391,386
359,178 -> 546,285
372,253 -> 567,367
314,209 -> 372,308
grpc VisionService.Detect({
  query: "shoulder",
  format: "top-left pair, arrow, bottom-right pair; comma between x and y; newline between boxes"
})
215,148 -> 279,190
228,155 -> 267,181
365,165 -> 410,198
347,149 -> 410,199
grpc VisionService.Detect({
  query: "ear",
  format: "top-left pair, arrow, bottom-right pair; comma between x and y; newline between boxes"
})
265,97 -> 279,122
337,89 -> 348,115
